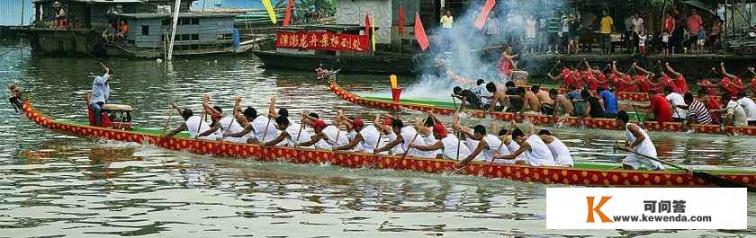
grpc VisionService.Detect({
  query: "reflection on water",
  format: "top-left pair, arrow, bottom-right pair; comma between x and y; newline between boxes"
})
0,40 -> 754,237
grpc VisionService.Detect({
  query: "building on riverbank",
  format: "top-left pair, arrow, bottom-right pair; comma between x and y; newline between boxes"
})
17,0 -> 254,58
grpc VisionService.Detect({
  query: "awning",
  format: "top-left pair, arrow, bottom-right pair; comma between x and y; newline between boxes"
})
683,0 -> 715,14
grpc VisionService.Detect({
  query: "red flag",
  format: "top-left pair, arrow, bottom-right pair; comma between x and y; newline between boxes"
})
397,4 -> 406,34
474,0 -> 496,30
414,12 -> 429,51
283,0 -> 294,26
364,12 -> 371,36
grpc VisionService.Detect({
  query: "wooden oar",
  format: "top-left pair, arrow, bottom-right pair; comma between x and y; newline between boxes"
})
616,147 -> 755,191
401,133 -> 420,159
161,105 -> 174,135
294,121 -> 305,147
260,114 -> 272,143
197,105 -> 208,138
451,95 -> 459,112
455,130 -> 462,161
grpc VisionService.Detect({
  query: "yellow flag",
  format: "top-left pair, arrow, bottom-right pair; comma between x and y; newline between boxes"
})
262,0 -> 277,24
371,16 -> 376,51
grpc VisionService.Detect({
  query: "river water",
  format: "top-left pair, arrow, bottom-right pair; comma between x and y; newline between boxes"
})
0,39 -> 754,237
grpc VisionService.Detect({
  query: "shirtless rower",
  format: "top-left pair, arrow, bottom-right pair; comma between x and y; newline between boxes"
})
489,128 -> 556,166
537,129 -> 573,167
520,87 -> 541,114
532,85 -> 554,115
615,111 -> 664,170
485,82 -> 509,113
547,88 -> 573,119
164,102 -> 217,140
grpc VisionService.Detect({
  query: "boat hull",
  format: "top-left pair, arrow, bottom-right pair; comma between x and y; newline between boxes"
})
329,82 -> 756,136
19,101 -> 756,188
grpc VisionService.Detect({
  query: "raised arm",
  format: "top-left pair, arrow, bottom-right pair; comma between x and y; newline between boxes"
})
268,96 -> 278,118
664,62 -> 681,77
171,102 -> 183,117
720,62 -> 736,79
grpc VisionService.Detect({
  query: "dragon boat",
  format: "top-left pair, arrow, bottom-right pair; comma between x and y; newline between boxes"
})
329,82 -> 756,136
14,93 -> 756,188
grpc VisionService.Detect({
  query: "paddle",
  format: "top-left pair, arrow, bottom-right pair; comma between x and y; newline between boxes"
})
616,146 -> 755,191
161,105 -> 174,135
294,119 -> 305,148
197,104 -> 208,138
402,133 -> 420,159
450,94 -> 459,112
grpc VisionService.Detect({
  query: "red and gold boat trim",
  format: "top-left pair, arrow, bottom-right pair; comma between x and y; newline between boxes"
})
19,100 -> 756,188
329,82 -> 756,136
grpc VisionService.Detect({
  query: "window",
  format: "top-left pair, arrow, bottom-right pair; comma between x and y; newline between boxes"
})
180,18 -> 190,25
141,25 -> 149,36
191,18 -> 199,25
191,34 -> 199,40
180,34 -> 189,41
162,19 -> 170,26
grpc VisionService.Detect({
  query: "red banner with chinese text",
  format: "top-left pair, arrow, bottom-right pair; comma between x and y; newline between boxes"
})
276,31 -> 369,52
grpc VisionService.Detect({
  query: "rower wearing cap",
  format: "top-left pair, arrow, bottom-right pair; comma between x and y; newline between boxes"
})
298,116 -> 348,149
410,120 -> 472,160
333,115 -> 381,153
197,95 -> 244,142
537,129 -> 573,167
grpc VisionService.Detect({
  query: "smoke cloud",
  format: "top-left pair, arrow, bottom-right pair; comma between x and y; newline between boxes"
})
388,0 -> 566,101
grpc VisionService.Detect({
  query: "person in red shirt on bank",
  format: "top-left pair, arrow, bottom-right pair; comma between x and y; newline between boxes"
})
663,62 -> 689,94
636,89 -> 674,124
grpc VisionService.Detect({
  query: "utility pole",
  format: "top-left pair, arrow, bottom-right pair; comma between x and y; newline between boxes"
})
20,0 -> 25,27
167,0 -> 181,61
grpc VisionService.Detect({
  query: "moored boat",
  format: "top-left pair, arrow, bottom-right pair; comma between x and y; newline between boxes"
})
14,95 -> 756,188
329,81 -> 756,136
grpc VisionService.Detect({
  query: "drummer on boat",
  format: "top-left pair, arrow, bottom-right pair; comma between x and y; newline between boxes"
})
90,62 -> 112,126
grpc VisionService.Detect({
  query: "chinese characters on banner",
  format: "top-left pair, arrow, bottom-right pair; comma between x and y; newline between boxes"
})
276,31 -> 369,52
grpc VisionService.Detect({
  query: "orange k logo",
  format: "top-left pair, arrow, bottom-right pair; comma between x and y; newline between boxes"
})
586,196 -> 613,223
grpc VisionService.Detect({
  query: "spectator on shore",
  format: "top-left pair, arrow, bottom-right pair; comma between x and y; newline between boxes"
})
662,11 -> 675,56
117,20 -> 128,42
524,15 -> 537,54
638,30 -> 648,55
632,12 -> 645,53
54,1 -> 66,29
687,9 -> 703,54
599,10 -> 614,54
708,17 -> 723,53
568,13 -> 580,54
485,13 -> 500,46
559,14 -> 570,54
547,12 -> 561,54
623,14 -> 634,53
440,10 -> 454,29
672,8 -> 686,54
716,3 -> 726,29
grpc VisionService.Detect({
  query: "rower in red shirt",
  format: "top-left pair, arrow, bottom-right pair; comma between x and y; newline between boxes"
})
611,61 -> 638,92
748,67 -> 756,96
637,89 -> 674,124
633,63 -> 678,94
664,62 -> 689,94
714,62 -> 745,98
547,67 -> 576,89
698,89 -> 722,124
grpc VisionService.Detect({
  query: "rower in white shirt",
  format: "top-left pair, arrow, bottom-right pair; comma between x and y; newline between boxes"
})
226,97 -> 278,144
456,123 -> 498,165
490,128 -> 556,166
374,118 -> 431,157
537,129 -> 574,167
197,95 -> 244,142
410,121 -> 472,160
333,115 -> 382,153
164,102 -> 217,140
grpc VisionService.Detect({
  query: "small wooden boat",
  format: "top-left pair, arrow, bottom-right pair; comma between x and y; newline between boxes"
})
329,81 -> 756,136
16,97 -> 756,188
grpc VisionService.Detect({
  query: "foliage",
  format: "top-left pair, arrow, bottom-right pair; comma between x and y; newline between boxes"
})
275,0 -> 336,16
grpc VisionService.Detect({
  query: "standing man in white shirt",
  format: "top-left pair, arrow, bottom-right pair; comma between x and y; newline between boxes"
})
90,62 -> 112,126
